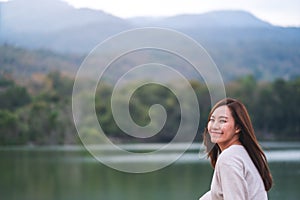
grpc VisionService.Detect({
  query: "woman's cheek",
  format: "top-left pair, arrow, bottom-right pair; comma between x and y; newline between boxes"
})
220,124 -> 227,131
207,122 -> 211,131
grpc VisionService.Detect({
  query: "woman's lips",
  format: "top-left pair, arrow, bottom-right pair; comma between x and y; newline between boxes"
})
209,131 -> 223,135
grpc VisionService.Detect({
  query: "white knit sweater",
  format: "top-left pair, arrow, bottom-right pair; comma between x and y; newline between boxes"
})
199,145 -> 268,200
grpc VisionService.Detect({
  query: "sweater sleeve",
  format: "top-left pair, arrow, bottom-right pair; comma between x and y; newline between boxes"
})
218,162 -> 248,200
199,191 -> 211,200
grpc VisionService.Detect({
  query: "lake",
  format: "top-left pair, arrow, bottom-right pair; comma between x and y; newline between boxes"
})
0,142 -> 299,200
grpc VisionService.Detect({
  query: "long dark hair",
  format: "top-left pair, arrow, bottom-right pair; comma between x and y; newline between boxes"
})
203,98 -> 273,191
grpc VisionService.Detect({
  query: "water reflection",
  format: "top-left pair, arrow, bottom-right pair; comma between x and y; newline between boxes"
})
0,142 -> 299,200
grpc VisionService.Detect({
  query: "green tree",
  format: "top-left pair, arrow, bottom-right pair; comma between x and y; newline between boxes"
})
0,110 -> 19,145
0,85 -> 31,111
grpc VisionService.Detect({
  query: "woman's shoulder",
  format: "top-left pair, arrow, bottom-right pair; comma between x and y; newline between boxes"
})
217,145 -> 248,166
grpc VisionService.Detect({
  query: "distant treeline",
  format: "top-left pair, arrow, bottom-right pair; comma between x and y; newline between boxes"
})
0,72 -> 299,145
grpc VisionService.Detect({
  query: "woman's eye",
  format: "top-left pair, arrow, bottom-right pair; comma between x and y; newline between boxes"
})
220,120 -> 227,123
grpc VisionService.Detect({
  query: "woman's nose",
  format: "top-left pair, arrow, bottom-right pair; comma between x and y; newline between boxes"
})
211,121 -> 220,129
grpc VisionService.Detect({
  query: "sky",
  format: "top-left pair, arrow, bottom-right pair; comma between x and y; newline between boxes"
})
66,0 -> 300,27
1,0 -> 300,27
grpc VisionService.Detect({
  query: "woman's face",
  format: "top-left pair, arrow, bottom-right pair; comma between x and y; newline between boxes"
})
207,105 -> 240,150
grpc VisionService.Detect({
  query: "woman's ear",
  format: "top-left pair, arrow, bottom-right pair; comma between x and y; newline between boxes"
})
235,125 -> 241,134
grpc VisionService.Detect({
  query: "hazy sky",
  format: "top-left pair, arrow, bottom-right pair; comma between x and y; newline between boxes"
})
66,0 -> 300,27
1,0 -> 300,26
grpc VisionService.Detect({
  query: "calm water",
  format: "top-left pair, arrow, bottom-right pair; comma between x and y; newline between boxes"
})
0,143 -> 299,200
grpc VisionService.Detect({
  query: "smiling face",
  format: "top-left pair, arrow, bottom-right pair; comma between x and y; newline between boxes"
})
207,105 -> 241,151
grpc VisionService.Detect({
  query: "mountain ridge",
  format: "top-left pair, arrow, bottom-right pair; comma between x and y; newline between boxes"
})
128,10 -> 273,28
0,0 -> 300,81
1,0 -> 296,53
0,0 -> 129,33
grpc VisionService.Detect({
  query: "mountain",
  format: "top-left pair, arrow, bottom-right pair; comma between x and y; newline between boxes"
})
128,10 -> 272,28
0,0 -> 133,52
1,0 -> 131,33
0,0 -> 286,53
0,0 -> 300,81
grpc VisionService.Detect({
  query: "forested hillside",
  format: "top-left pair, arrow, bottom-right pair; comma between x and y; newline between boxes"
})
1,0 -> 300,145
0,45 -> 81,77
0,47 -> 299,145
1,0 -> 300,81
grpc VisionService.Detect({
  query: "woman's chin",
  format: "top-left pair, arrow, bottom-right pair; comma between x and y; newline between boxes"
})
210,138 -> 219,144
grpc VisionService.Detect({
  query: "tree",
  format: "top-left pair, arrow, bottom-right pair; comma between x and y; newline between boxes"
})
0,110 -> 19,145
0,84 -> 31,111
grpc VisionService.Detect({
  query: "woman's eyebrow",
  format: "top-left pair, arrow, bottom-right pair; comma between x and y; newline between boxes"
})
219,116 -> 228,119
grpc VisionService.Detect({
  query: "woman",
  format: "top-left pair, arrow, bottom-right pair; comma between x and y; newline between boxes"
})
199,98 -> 272,200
